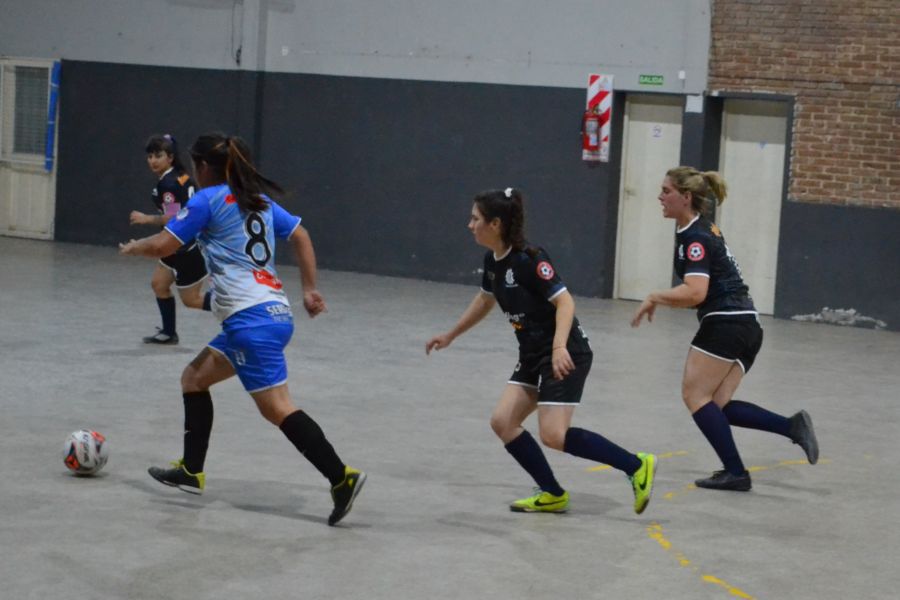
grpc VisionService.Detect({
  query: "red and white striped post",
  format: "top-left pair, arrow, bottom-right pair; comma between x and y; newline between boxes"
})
583,73 -> 613,162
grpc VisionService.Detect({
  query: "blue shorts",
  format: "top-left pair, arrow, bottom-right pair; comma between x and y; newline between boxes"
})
208,302 -> 294,393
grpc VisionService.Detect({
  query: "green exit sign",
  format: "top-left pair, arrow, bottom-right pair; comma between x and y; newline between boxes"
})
639,74 -> 664,86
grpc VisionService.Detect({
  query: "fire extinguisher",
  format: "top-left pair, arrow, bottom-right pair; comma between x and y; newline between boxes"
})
582,107 -> 600,152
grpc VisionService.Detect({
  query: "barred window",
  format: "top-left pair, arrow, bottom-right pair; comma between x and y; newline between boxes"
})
13,66 -> 49,155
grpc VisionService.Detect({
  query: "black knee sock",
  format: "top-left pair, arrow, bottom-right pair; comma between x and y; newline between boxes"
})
722,399 -> 791,437
504,430 -> 565,497
692,402 -> 745,475
563,427 -> 642,476
202,291 -> 212,312
157,296 -> 176,335
182,391 -> 213,474
280,410 -> 346,486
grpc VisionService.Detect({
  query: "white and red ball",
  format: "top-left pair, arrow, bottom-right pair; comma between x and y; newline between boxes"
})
63,430 -> 109,475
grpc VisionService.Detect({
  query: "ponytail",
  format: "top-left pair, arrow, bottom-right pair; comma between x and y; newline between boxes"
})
190,132 -> 284,212
666,166 -> 728,214
473,187 -> 534,255
701,171 -> 727,206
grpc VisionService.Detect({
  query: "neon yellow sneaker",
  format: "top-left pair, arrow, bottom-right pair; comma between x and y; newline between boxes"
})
509,489 -> 570,513
148,459 -> 205,495
629,452 -> 657,514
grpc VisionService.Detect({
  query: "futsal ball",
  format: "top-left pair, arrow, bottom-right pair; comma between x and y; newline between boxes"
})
63,430 -> 109,475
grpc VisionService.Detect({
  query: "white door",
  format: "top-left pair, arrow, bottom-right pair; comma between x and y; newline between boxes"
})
615,94 -> 683,300
717,99 -> 788,314
0,58 -> 58,240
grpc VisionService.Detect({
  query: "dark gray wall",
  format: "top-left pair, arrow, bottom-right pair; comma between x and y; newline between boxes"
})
259,72 -> 620,293
56,61 -> 254,248
57,60 -> 621,296
775,201 -> 900,329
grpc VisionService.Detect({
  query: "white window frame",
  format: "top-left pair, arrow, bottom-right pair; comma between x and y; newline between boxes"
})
0,56 -> 55,169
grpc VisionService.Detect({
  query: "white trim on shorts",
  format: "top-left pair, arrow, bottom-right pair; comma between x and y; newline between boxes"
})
507,380 -> 538,390
536,400 -> 582,406
247,379 -> 288,394
156,257 -> 208,289
173,273 -> 208,290
701,310 -> 759,321
689,345 -> 746,374
206,344 -> 234,367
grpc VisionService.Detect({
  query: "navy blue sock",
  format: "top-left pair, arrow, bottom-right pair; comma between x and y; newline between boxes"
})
182,391 -> 213,474
157,296 -> 176,335
504,430 -> 565,496
722,400 -> 791,437
563,427 -> 642,476
692,402 -> 745,475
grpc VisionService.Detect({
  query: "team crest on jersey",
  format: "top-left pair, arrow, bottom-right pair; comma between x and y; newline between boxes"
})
505,268 -> 516,287
176,207 -> 189,220
687,242 -> 705,261
162,191 -> 176,205
536,261 -> 554,280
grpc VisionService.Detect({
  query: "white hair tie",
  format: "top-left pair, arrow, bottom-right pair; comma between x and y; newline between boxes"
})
504,187 -> 513,198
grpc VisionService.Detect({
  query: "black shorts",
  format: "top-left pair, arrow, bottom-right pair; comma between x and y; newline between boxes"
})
690,315 -> 763,373
508,350 -> 593,405
159,244 -> 207,288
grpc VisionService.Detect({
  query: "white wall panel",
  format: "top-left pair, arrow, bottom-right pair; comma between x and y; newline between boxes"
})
1,0 -> 710,92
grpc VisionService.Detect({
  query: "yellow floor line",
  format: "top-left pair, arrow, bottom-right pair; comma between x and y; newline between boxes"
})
647,522 -> 755,599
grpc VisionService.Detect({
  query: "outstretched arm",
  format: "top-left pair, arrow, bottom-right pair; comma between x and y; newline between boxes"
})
289,224 -> 327,318
425,292 -> 496,354
631,275 -> 709,327
130,211 -> 169,227
119,230 -> 182,258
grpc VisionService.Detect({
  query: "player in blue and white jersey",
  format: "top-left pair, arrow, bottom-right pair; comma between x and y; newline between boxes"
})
427,188 -> 657,515
129,134 -> 207,344
631,166 -> 819,492
120,132 -> 365,526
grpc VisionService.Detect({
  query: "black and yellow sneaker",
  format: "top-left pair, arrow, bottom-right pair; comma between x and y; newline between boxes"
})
509,489 -> 570,513
629,452 -> 657,515
328,466 -> 366,526
148,459 -> 205,495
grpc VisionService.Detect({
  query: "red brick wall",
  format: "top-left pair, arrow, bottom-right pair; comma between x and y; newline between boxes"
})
709,0 -> 899,209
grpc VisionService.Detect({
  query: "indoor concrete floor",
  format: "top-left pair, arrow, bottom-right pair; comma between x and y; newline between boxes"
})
1,236 -> 898,600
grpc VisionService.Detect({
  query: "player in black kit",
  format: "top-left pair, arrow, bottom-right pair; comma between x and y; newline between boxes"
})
427,188 -> 656,514
631,166 -> 819,491
129,134 -> 207,344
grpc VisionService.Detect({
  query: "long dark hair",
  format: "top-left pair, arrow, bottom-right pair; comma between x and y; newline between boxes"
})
189,132 -> 284,212
473,187 -> 533,254
145,134 -> 188,174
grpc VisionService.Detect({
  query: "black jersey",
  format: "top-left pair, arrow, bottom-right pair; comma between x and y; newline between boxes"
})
675,215 -> 756,320
481,246 -> 591,357
152,168 -> 196,253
